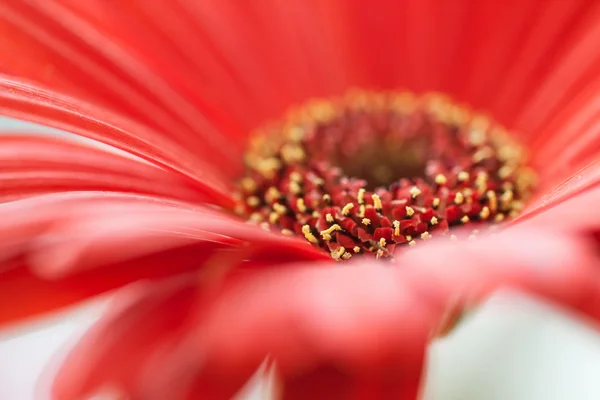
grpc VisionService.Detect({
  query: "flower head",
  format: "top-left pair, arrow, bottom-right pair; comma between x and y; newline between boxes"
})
0,0 -> 598,399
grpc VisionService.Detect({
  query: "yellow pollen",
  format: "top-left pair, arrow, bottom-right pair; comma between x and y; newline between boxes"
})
498,165 -> 514,179
353,246 -> 361,253
479,206 -> 490,220
320,224 -> 341,237
289,172 -> 302,182
357,188 -> 366,204
393,220 -> 400,236
501,190 -> 514,208
379,238 -> 387,247
457,171 -> 470,182
405,235 -> 412,241
460,215 -> 470,224
322,194 -> 331,204
312,211 -> 320,218
358,204 -> 366,218
454,192 -> 465,204
302,225 -> 318,244
273,203 -> 287,215
376,249 -> 385,259
487,190 -> 497,211
362,218 -> 371,225
341,252 -> 352,260
473,146 -> 494,163
281,143 -> 305,164
435,174 -> 447,185
430,216 -> 439,225
311,176 -> 325,186
322,233 -> 332,241
281,229 -> 294,236
260,222 -> 271,231
409,186 -> 421,198
406,206 -> 415,217
341,203 -> 354,215
289,181 -> 302,195
408,240 -> 416,246
296,198 -> 307,213
247,196 -> 260,207
240,177 -> 257,193
249,212 -> 262,224
495,213 -> 505,222
371,194 -> 383,210
432,198 -> 441,208
331,246 -> 346,260
325,213 -> 334,223
268,212 -> 279,224
256,158 -> 282,179
421,231 -> 432,240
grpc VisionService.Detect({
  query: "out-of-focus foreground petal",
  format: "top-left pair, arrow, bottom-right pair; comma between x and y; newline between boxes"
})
0,76 -> 235,206
0,135 -> 210,203
0,192 -> 328,326
50,223 -> 600,400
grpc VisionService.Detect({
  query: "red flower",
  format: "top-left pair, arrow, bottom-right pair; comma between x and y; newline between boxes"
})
0,1 -> 599,399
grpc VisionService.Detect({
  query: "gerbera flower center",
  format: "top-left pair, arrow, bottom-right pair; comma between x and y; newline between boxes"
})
236,91 -> 536,260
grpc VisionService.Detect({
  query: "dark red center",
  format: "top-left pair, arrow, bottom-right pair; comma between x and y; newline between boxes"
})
236,91 -> 536,261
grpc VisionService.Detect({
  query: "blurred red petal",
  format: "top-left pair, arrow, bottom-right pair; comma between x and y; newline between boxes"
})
0,76 -> 235,206
0,1 -> 239,169
51,226 -> 600,400
0,192 -> 327,325
0,135 -> 213,202
517,161 -> 600,223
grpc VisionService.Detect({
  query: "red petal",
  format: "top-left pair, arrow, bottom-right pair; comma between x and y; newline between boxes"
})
517,160 -> 600,223
0,135 -> 214,203
0,76 -> 235,206
51,226 -> 600,400
0,2 -> 244,173
0,192 -> 328,325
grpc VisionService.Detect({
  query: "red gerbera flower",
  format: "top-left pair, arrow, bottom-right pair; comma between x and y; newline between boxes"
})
0,0 -> 599,399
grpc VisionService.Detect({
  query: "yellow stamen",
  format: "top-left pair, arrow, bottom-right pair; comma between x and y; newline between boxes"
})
341,203 -> 354,216
457,171 -> 469,182
371,194 -> 383,211
273,203 -> 287,215
320,224 -> 341,238
296,198 -> 307,213
362,218 -> 371,225
406,206 -> 415,217
247,196 -> 260,207
454,192 -> 464,204
393,220 -> 400,236
302,225 -> 318,244
409,186 -> 421,198
357,188 -> 366,204
479,206 -> 490,220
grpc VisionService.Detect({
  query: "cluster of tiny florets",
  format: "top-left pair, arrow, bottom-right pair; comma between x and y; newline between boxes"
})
236,91 -> 536,261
